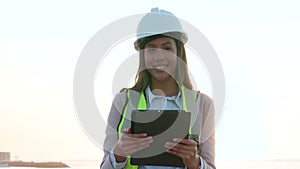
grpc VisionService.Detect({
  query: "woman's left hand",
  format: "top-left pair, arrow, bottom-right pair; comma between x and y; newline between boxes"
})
164,138 -> 200,169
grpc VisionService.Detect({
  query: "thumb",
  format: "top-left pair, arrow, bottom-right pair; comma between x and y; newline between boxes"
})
122,128 -> 131,134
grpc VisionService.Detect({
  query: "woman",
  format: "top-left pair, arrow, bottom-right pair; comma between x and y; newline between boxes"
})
101,8 -> 216,169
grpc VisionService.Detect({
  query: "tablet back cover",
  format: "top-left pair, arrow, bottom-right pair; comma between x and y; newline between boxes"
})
131,110 -> 191,167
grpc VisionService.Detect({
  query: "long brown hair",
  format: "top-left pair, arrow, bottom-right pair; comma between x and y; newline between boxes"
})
130,35 -> 193,92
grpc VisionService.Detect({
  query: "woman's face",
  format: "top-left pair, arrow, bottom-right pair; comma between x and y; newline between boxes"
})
144,37 -> 177,82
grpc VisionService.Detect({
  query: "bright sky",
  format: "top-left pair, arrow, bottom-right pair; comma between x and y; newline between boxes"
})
1,0 -> 300,162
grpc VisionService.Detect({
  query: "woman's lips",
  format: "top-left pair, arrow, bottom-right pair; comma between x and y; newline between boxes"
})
153,65 -> 168,71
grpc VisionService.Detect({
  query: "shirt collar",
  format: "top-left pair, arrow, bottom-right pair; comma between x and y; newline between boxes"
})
145,86 -> 182,105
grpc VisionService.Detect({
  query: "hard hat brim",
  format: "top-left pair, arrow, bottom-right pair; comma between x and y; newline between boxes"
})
134,31 -> 187,51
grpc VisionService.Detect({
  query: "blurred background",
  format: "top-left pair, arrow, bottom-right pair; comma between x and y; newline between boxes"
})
1,0 -> 300,167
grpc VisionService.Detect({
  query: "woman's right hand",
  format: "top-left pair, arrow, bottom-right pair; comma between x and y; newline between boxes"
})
113,128 -> 153,163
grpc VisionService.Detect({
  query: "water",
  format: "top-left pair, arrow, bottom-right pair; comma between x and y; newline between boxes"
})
217,160 -> 300,169
4,160 -> 300,169
3,160 -> 100,169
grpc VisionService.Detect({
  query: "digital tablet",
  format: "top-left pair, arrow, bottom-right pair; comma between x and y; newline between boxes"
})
131,110 -> 191,167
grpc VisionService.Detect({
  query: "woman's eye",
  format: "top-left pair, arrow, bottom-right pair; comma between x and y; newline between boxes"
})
146,48 -> 155,52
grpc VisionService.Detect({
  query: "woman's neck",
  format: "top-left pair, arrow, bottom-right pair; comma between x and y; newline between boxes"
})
150,78 -> 179,97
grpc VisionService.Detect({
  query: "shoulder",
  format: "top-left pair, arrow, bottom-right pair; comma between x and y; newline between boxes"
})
196,92 -> 214,111
185,87 -> 212,103
198,93 -> 213,104
112,91 -> 127,107
113,89 -> 142,105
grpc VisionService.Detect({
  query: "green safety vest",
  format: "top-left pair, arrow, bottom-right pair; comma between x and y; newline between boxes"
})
117,86 -> 200,169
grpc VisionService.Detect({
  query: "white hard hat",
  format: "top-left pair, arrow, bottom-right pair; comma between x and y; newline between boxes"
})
134,8 -> 188,51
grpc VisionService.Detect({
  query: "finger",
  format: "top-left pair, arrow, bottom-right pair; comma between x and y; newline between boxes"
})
120,136 -> 153,148
119,139 -> 153,156
122,128 -> 131,134
120,133 -> 148,142
122,133 -> 149,138
130,133 -> 149,138
166,149 -> 200,169
173,138 -> 197,146
165,142 -> 197,150
166,148 -> 196,162
121,134 -> 152,142
164,143 -> 197,155
165,145 -> 195,156
115,143 -> 151,157
125,143 -> 151,155
166,148 -> 190,160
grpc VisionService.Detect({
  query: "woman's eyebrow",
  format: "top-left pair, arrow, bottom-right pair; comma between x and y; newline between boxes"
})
145,43 -> 156,47
146,41 -> 174,47
162,42 -> 173,46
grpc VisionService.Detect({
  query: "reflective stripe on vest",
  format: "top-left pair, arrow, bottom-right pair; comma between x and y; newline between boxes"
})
118,86 -> 198,169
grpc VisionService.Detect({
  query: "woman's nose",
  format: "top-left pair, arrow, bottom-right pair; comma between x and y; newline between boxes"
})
153,49 -> 167,61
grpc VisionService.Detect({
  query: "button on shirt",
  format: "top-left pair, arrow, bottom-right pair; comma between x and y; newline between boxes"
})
109,86 -> 203,169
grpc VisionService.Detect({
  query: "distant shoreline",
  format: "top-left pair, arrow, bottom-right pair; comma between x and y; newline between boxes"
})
1,161 -> 69,168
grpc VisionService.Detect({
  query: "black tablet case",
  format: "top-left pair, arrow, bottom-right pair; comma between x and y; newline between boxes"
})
131,110 -> 191,167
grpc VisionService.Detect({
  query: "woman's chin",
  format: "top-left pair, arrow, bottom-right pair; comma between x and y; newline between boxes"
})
152,73 -> 173,82
148,68 -> 175,82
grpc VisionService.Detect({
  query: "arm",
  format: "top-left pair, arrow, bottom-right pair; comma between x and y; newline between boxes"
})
100,92 -> 127,169
100,92 -> 153,169
198,94 -> 216,169
164,93 -> 216,169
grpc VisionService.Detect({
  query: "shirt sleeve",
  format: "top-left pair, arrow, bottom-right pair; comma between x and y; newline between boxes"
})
100,92 -> 128,169
199,156 -> 204,169
197,93 -> 216,169
109,151 -> 128,169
